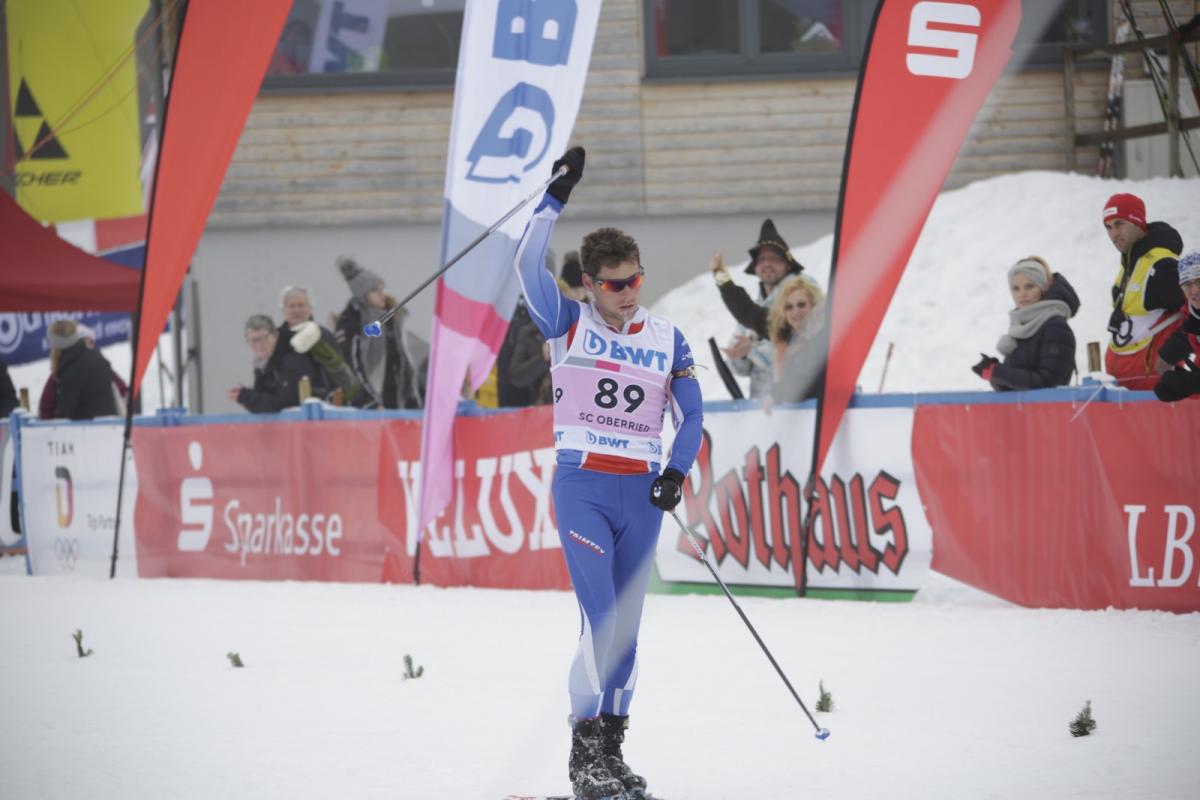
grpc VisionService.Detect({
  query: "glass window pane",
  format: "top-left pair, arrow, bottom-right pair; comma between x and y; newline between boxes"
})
652,0 -> 740,57
267,0 -> 465,78
1017,0 -> 1103,47
758,0 -> 845,54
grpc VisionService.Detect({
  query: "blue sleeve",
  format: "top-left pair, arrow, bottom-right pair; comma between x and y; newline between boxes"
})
513,196 -> 580,340
666,327 -> 703,475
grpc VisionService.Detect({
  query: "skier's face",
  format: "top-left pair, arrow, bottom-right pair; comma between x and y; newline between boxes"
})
585,259 -> 643,327
1105,218 -> 1144,253
1183,279 -> 1200,308
1010,274 -> 1043,308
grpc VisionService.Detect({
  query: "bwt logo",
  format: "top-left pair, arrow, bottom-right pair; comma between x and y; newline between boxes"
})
586,431 -> 629,449
465,0 -> 579,183
582,329 -> 668,371
54,466 -> 73,528
178,441 -> 214,552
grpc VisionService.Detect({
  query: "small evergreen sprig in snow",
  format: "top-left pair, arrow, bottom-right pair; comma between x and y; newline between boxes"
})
1069,701 -> 1097,737
72,629 -> 93,658
815,680 -> 833,712
402,654 -> 424,680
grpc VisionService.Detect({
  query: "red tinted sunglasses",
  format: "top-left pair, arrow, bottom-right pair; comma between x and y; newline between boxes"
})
592,268 -> 645,293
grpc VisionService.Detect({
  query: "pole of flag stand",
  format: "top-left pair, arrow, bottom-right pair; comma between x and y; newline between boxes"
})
363,164 -> 570,338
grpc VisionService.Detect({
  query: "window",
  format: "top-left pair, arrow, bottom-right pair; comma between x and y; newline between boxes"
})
644,0 -> 1109,80
645,0 -> 875,79
262,0 -> 465,91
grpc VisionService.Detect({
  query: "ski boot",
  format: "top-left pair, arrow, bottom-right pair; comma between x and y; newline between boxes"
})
599,713 -> 648,800
569,716 -> 627,800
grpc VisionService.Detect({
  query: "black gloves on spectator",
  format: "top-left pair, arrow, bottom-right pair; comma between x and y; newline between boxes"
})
1154,364 -> 1200,402
649,468 -> 685,512
1156,331 -> 1191,367
971,353 -> 1000,377
547,146 -> 585,205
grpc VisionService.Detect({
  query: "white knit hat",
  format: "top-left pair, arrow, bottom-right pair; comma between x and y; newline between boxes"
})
1178,251 -> 1200,284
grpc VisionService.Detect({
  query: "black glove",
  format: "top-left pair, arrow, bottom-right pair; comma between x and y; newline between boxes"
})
547,146 -> 585,205
971,353 -> 1000,377
649,468 -> 685,512
1154,364 -> 1200,402
1156,331 -> 1191,366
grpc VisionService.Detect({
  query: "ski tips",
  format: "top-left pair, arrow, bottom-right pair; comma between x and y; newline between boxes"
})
363,321 -> 383,338
815,727 -> 831,741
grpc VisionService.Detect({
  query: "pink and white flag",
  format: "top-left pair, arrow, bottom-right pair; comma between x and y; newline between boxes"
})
418,1 -> 602,537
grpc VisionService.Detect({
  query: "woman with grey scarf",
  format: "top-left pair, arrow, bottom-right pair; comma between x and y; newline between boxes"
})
972,256 -> 1080,391
334,257 -> 426,409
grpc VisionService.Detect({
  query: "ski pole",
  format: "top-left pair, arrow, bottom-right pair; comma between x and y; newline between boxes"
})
669,511 -> 831,741
363,164 -> 569,337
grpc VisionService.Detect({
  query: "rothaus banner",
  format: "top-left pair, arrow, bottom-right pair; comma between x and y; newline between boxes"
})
20,422 -> 137,576
662,406 -> 932,595
420,1 -> 602,534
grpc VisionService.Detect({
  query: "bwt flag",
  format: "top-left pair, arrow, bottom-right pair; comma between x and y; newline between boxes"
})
418,1 -> 602,536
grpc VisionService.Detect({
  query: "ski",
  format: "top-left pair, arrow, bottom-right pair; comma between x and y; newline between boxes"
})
1098,19 -> 1131,177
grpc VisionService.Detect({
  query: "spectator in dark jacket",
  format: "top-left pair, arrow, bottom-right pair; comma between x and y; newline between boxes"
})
333,257 -> 424,409
39,324 -> 128,419
0,356 -> 17,418
229,312 -> 362,413
47,319 -> 119,419
972,257 -> 1080,392
1154,251 -> 1200,402
279,285 -> 362,404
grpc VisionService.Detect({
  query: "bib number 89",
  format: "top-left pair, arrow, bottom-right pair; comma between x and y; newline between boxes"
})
595,378 -> 644,412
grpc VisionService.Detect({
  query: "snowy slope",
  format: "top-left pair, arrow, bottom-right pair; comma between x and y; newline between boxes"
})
654,172 -> 1200,400
0,572 -> 1197,800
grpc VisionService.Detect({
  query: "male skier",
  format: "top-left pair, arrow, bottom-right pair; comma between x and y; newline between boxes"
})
513,147 -> 703,800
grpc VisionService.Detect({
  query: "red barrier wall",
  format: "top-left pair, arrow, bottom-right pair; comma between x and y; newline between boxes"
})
913,401 -> 1200,611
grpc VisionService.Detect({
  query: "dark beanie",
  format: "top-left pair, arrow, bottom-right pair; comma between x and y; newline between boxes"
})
337,256 -> 384,302
560,250 -> 583,288
746,218 -> 804,276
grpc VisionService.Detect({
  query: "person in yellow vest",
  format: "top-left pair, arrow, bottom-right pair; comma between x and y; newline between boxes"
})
1101,193 -> 1185,390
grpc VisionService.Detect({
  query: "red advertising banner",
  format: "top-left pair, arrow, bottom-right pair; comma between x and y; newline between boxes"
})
913,401 -> 1200,611
380,407 -> 569,590
133,421 -> 390,582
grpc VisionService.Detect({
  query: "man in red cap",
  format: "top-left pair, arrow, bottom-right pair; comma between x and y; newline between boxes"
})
1101,192 -> 1185,390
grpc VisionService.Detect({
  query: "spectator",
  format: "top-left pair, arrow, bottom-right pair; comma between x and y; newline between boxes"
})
559,250 -> 587,302
711,219 -> 806,397
497,249 -> 561,407
1154,251 -> 1200,402
39,323 -> 128,419
46,319 -> 119,420
971,257 -> 1080,392
230,311 -> 361,413
277,285 -> 362,404
333,257 -> 424,409
0,356 -> 16,418
1101,193 -> 1185,390
767,275 -> 826,403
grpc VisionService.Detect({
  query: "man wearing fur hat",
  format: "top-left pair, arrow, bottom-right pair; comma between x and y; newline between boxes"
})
710,219 -> 806,397
1101,193 -> 1185,390
334,257 -> 426,409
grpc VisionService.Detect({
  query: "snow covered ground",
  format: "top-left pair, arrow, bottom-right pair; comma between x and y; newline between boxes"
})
655,172 -> 1200,400
1,566 -> 1197,800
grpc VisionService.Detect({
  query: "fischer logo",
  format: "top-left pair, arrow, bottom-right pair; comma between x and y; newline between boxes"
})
678,431 -> 910,591
1125,504 -> 1197,588
176,441 -> 344,565
906,1 -> 980,80
582,329 -> 668,371
54,466 -> 73,528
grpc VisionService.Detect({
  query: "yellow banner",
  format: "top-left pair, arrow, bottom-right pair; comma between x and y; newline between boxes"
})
7,0 -> 149,222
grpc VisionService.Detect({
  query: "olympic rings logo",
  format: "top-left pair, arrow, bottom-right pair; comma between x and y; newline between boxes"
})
54,538 -> 80,572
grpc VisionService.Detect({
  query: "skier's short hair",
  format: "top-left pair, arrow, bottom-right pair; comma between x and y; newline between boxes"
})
581,227 -> 640,277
